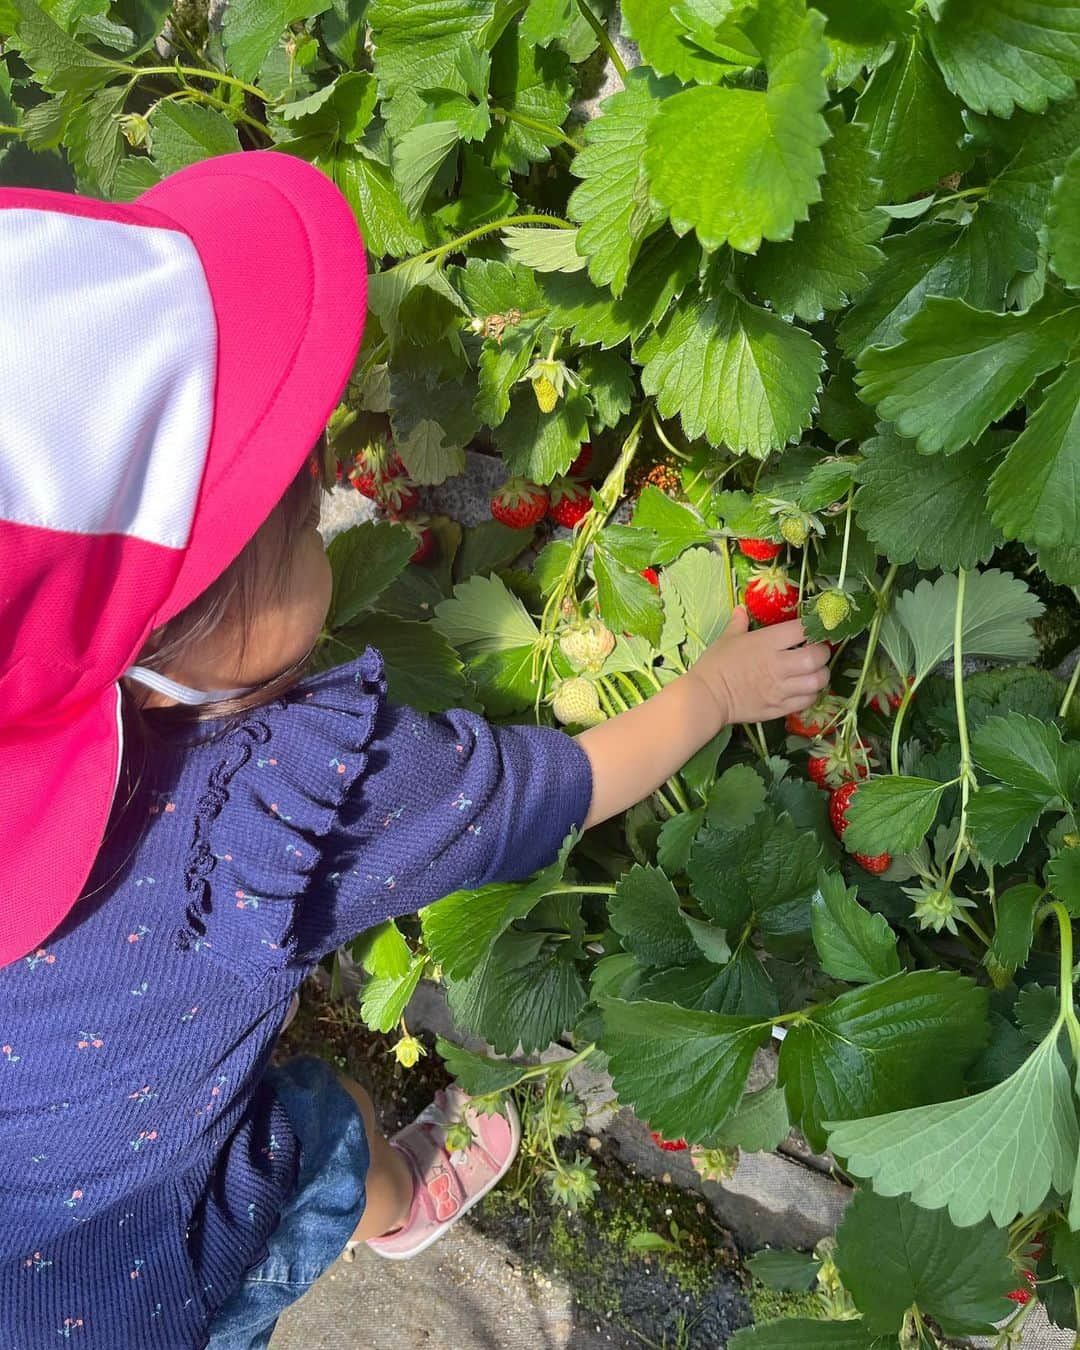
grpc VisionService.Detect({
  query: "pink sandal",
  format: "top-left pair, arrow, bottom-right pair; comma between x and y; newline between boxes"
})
363,1086 -> 520,1260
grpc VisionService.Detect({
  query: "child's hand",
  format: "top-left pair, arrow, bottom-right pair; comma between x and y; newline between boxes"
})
686,606 -> 830,728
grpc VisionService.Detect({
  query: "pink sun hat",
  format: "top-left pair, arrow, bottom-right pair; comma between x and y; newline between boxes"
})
0,150 -> 367,968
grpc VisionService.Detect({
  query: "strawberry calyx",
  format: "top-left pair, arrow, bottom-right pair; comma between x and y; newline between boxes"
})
491,477 -> 548,529
807,736 -> 873,791
548,477 -> 593,528
785,691 -> 844,739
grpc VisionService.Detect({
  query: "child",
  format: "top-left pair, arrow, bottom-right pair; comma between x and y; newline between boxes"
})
0,152 -> 829,1350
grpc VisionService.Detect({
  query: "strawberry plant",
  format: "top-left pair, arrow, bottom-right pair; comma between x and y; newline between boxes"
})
10,0 -> 1080,1343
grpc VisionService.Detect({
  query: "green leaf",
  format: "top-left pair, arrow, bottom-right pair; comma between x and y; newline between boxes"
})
327,520 -> 417,628
369,0 -> 495,97
837,210 -> 1038,360
827,1030 -> 1079,1227
222,0 -> 330,83
638,286 -> 824,457
710,1084 -> 791,1152
567,67 -> 674,296
1048,848 -> 1080,914
434,1036 -> 524,1096
476,322 -> 540,427
576,349 -> 635,431
879,569 -> 1043,686
843,775 -> 950,854
451,257 -> 544,317
747,1249 -> 821,1292
8,0 -> 122,94
422,837 -> 573,981
708,946 -> 780,1016
148,100 -> 241,176
968,784 -> 1051,866
657,808 -> 705,874
855,426 -> 1003,571
1050,146 -> 1080,287
987,883 -> 1043,981
539,230 -> 700,351
688,811 -> 822,932
682,914 -> 732,966
644,0 -> 830,254
990,363 -> 1080,553
432,572 -> 540,714
359,954 -> 425,1032
630,488 -> 711,563
324,146 -> 436,258
351,919 -> 411,979
854,34 -> 970,199
705,763 -> 769,831
834,1190 -> 1014,1335
389,367 -> 478,482
729,1322 -> 884,1349
447,928 -> 587,1055
453,518 -> 534,582
779,970 -> 988,1150
972,711 -> 1080,801
810,870 -> 900,983
493,385 -> 590,482
621,0 -> 735,84
599,997 -> 773,1142
486,26 -> 571,173
609,865 -> 701,970
856,294 -> 1078,455
368,255 -> 467,348
64,82 -> 125,194
501,225 -> 586,273
659,546 -> 732,660
929,0 -> 1080,118
593,548 -> 664,647
392,119 -> 460,216
333,612 -> 470,713
743,119 -> 886,322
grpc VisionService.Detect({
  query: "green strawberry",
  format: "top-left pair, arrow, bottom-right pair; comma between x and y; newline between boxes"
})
551,678 -> 605,727
815,588 -> 852,631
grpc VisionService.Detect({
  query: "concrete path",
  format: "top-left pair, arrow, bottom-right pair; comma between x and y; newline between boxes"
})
269,1222 -> 613,1350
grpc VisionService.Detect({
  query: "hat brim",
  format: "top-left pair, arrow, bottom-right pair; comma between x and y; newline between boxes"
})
137,149 -> 368,625
0,684 -> 122,965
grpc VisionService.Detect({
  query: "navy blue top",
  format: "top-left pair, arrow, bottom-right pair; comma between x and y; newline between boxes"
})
0,650 -> 592,1349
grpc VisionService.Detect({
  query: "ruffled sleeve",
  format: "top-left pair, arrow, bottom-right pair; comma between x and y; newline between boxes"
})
174,648 -> 593,977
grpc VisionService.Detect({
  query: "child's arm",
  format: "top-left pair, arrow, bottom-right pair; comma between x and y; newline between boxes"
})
577,607 -> 829,827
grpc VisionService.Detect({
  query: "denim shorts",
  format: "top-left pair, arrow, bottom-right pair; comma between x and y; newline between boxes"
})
204,1054 -> 370,1350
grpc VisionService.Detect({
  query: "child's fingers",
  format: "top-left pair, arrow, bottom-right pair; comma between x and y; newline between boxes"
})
785,643 -> 830,675
759,619 -> 807,648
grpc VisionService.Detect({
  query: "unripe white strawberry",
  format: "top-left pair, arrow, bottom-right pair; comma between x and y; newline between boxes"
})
551,678 -> 605,727
559,618 -> 615,673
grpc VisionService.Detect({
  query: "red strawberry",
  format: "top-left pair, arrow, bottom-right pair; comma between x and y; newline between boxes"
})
641,567 -> 660,588
829,782 -> 891,874
379,474 -> 420,516
807,737 -> 872,791
744,566 -> 799,626
409,526 -> 436,565
738,537 -> 782,562
548,477 -> 592,529
491,477 -> 548,529
1006,1271 -> 1038,1304
350,467 -> 378,497
568,442 -> 592,478
785,693 -> 843,739
650,1131 -> 688,1153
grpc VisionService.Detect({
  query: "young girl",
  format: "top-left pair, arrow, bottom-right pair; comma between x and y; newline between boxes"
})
0,151 -> 829,1350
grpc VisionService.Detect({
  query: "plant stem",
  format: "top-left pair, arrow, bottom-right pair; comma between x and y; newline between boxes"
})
575,0 -> 628,79
407,213 -> 574,269
889,680 -> 917,776
1061,656 -> 1080,720
649,408 -> 688,461
125,63 -> 269,100
940,568 -> 976,898
158,86 -> 270,137
840,563 -> 897,754
0,124 -> 24,136
796,542 -> 808,605
1050,901 -> 1080,1055
545,332 -> 561,363
933,185 -> 989,207
493,106 -> 583,150
836,488 -> 854,591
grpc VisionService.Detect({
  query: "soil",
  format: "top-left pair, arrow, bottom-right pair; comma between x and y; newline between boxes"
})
275,971 -> 757,1349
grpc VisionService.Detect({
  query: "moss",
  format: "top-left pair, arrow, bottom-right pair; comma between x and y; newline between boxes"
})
747,1281 -> 822,1324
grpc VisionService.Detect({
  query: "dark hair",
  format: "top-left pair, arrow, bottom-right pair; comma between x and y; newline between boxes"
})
126,437 -> 327,727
